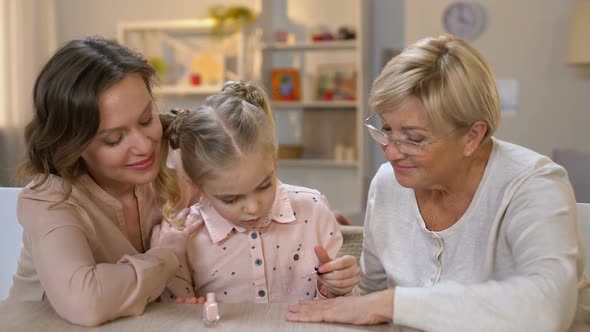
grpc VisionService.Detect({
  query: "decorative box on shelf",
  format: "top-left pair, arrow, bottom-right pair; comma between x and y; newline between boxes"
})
278,145 -> 303,159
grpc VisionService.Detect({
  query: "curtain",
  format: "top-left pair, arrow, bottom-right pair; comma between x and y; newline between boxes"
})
0,0 -> 56,186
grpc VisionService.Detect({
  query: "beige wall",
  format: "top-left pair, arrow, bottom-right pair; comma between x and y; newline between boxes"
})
53,0 -> 590,158
405,0 -> 590,156
0,0 -> 57,186
55,0 -> 257,43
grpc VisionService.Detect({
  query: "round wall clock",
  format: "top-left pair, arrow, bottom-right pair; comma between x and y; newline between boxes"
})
442,2 -> 486,40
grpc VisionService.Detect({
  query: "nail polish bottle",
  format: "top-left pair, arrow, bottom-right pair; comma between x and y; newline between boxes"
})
203,292 -> 220,327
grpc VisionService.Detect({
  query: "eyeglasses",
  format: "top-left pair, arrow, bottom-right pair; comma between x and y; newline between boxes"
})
364,113 -> 458,156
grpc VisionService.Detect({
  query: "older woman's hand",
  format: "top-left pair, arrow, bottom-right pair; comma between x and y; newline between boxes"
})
286,289 -> 394,325
314,246 -> 360,297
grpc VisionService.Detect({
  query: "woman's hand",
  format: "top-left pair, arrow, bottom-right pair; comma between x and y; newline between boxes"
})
314,245 -> 360,297
150,209 -> 202,262
286,289 -> 394,325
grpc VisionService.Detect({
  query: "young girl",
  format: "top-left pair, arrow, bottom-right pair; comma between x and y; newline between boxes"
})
158,81 -> 360,303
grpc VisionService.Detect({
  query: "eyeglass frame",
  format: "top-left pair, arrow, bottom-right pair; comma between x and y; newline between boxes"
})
364,113 -> 461,156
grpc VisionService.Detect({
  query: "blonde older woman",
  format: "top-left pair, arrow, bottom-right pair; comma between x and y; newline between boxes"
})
286,35 -> 586,332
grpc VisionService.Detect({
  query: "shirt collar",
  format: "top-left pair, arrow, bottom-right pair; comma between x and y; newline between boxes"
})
191,181 -> 296,243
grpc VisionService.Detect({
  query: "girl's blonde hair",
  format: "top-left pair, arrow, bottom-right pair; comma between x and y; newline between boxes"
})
158,80 -> 276,226
370,34 -> 500,140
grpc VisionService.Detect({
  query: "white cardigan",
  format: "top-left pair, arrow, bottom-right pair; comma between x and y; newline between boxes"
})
360,137 -> 586,332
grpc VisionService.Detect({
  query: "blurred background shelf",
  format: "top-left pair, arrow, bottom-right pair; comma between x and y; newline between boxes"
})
118,18 -> 245,110
278,159 -> 358,168
272,101 -> 357,109
260,0 -> 371,224
117,0 -> 372,225
155,85 -> 222,96
261,40 -> 357,52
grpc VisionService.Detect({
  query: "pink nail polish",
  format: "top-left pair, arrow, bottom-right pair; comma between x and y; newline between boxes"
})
203,292 -> 220,327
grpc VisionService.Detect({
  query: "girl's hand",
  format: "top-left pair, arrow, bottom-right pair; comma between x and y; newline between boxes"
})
174,297 -> 206,304
314,245 -> 360,297
150,209 -> 202,262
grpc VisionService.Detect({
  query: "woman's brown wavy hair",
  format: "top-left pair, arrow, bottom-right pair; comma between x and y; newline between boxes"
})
18,36 -> 156,199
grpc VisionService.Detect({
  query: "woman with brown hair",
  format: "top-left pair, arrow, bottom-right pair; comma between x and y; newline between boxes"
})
6,36 -> 200,326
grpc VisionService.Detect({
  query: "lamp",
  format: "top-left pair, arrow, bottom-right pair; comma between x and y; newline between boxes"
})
567,2 -> 590,64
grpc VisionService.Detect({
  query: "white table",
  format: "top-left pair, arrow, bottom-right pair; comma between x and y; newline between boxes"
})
0,301 -> 587,331
0,301 -> 405,331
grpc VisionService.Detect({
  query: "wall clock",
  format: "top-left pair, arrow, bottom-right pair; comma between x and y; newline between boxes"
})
442,2 -> 486,40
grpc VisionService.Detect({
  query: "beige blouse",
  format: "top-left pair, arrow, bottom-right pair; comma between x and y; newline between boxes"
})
6,174 -> 182,326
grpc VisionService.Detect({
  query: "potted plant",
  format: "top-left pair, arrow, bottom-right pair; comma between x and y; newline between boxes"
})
208,5 -> 257,40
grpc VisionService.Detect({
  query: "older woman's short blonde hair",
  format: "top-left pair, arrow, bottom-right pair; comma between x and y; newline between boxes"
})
370,35 -> 500,140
